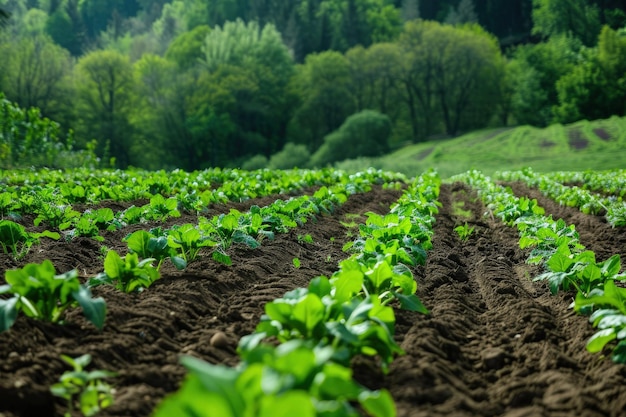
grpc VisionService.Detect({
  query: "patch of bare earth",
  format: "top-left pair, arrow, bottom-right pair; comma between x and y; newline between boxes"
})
568,129 -> 589,150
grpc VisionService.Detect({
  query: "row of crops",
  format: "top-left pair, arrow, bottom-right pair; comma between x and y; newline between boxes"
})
1,167 -> 625,416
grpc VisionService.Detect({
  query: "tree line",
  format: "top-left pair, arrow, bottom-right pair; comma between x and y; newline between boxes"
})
0,0 -> 625,170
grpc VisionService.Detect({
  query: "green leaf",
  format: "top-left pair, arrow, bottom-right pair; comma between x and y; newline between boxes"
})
179,356 -> 244,415
391,292 -> 428,314
332,270 -> 364,302
103,250 -> 124,279
292,294 -> 325,337
359,389 -> 396,417
212,251 -> 232,266
72,286 -> 106,330
259,391 -> 315,417
309,276 -> 332,298
0,296 -> 18,332
546,252 -> 574,273
601,255 -> 621,277
587,328 -> 616,353
366,261 -> 393,293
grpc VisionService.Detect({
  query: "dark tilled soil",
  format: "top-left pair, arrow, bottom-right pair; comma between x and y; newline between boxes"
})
1,183 -> 626,417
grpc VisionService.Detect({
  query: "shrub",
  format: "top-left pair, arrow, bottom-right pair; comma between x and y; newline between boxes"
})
267,143 -> 310,169
310,110 -> 391,167
241,154 -> 268,170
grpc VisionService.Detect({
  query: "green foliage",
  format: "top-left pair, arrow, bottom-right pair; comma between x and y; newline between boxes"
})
90,250 -> 160,293
0,93 -> 96,169
75,49 -> 134,168
0,220 -> 60,259
50,354 -> 116,417
155,342 -> 395,417
241,154 -> 268,170
532,0 -> 601,46
454,222 -> 475,241
268,143 -> 310,169
311,110 -> 391,166
0,260 -> 106,331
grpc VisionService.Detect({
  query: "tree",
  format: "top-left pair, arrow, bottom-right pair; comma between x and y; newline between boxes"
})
398,20 -> 504,139
445,0 -> 478,25
288,50 -> 355,151
202,19 -> 295,160
74,49 -> 134,167
532,0 -> 601,46
310,110 -> 391,166
553,26 -> 626,123
508,35 -> 582,126
0,34 -> 73,122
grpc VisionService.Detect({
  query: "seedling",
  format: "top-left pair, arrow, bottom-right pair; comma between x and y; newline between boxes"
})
297,234 -> 314,244
50,354 -> 116,417
292,257 -> 301,269
454,222 -> 475,241
0,260 -> 106,331
0,220 -> 60,259
89,250 -> 160,293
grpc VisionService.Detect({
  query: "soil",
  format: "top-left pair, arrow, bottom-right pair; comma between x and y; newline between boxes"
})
1,182 -> 626,417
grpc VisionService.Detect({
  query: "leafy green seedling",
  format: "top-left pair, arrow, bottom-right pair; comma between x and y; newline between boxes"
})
89,250 -> 160,293
0,220 -> 60,259
167,224 -> 216,264
125,229 -> 186,270
454,222 -> 475,242
0,260 -> 106,331
292,257 -> 301,269
297,234 -> 314,244
50,354 -> 116,417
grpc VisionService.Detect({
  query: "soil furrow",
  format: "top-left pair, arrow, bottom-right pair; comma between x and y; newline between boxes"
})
385,183 -> 626,417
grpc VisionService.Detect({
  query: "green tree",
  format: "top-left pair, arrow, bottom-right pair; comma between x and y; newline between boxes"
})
310,109 -> 391,166
202,19 -> 295,161
165,24 -> 210,70
288,50 -> 355,151
508,35 -> 582,126
532,0 -> 601,46
0,34 -> 73,122
398,20 -> 504,139
75,49 -> 134,167
267,142 -> 310,169
553,26 -> 626,123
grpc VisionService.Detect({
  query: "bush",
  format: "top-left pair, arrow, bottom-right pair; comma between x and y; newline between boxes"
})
310,110 -> 391,167
241,154 -> 268,170
0,93 -> 98,169
267,143 -> 310,169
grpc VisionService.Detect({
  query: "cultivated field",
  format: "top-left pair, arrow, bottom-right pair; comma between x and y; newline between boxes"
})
1,168 -> 625,417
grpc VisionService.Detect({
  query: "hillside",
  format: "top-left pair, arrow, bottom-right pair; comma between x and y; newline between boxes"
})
340,116 -> 626,178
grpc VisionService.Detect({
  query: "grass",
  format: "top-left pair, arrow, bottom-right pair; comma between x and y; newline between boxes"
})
335,116 -> 626,178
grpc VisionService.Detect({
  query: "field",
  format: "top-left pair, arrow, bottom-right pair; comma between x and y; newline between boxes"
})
1,168 -> 626,417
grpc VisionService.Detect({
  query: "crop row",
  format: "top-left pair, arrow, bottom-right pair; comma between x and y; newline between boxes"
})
542,169 -> 626,198
2,172 -> 395,332
454,170 -> 626,363
496,168 -> 626,226
0,167 -> 407,208
152,171 -> 441,416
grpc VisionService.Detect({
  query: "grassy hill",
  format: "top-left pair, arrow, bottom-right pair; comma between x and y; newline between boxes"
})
336,116 -> 626,178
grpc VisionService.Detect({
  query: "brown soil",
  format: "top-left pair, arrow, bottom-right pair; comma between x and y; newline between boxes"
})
568,129 -> 589,150
593,128 -> 612,141
2,184 -> 626,417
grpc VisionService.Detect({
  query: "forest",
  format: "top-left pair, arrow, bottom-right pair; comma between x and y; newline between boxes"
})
1,0 -> 626,171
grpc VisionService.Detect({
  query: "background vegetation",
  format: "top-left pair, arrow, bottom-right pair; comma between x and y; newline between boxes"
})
0,0 -> 625,171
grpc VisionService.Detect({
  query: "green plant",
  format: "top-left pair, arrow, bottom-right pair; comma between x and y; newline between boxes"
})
50,354 -> 116,417
0,260 -> 106,331
155,341 -> 395,417
454,222 -> 475,241
297,233 -> 314,244
166,224 -> 216,265
143,194 -> 180,222
89,250 -> 160,293
0,220 -> 60,259
125,229 -> 185,270
292,257 -> 301,269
